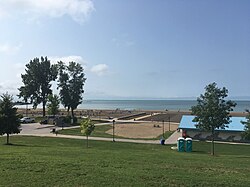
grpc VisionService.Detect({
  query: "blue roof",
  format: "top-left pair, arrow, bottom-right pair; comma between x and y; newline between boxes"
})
179,115 -> 246,132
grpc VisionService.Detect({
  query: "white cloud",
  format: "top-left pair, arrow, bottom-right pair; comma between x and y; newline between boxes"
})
0,81 -> 21,95
90,64 -> 108,76
0,43 -> 22,55
0,0 -> 95,24
111,37 -> 135,47
49,55 -> 87,69
50,55 -> 85,63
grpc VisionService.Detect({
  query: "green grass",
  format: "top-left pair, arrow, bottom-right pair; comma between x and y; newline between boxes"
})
59,125 -> 174,140
0,136 -> 250,187
59,125 -> 115,138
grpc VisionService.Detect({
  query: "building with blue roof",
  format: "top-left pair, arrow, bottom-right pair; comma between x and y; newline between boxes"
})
178,115 -> 246,142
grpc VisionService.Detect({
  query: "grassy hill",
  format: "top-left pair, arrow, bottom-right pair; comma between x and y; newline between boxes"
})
0,136 -> 250,186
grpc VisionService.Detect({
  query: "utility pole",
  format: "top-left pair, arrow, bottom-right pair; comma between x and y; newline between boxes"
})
169,116 -> 171,131
112,120 -> 115,142
162,120 -> 165,138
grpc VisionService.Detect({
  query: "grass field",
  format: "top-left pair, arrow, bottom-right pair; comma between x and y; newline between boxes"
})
58,125 -> 174,140
0,136 -> 250,186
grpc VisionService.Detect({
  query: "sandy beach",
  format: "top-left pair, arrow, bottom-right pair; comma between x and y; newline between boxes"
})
106,122 -> 179,139
17,107 -> 247,122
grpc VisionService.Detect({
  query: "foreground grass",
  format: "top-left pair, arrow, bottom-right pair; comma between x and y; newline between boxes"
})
59,125 -> 174,140
0,136 -> 250,187
59,125 -> 114,138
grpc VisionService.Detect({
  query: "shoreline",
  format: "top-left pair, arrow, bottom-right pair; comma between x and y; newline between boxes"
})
16,108 -> 248,123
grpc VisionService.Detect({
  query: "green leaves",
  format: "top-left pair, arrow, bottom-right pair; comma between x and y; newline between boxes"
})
18,56 -> 58,116
47,94 -> 60,116
57,61 -> 86,117
18,57 -> 86,118
0,93 -> 21,144
80,118 -> 95,136
191,82 -> 236,155
192,82 -> 236,131
80,118 -> 95,147
241,110 -> 250,140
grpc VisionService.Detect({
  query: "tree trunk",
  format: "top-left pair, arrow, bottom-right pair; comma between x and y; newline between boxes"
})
7,133 -> 9,145
71,108 -> 74,118
211,129 -> 215,156
67,107 -> 70,116
42,100 -> 46,117
86,135 -> 89,148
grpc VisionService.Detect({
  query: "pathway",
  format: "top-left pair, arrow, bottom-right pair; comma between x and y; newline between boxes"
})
19,122 -> 250,146
18,123 -> 178,145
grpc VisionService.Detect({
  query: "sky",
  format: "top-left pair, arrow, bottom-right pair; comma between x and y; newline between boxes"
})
0,0 -> 250,100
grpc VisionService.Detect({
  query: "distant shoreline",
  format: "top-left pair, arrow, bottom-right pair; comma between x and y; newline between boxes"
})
15,99 -> 250,113
16,108 -> 247,122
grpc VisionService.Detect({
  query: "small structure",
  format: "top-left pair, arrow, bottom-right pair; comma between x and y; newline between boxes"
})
177,137 -> 185,152
178,115 -> 246,142
185,138 -> 192,152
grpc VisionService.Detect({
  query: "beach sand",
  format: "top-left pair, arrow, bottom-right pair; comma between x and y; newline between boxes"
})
106,122 -> 179,139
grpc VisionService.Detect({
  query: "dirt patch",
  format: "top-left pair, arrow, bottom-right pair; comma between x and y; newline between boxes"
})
106,122 -> 179,139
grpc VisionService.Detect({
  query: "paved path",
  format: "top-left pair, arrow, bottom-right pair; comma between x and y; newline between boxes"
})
18,123 -> 178,145
165,130 -> 182,144
19,123 -> 250,146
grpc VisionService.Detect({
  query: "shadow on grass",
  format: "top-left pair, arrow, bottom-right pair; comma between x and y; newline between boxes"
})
4,143 -> 28,146
191,150 -> 210,154
3,143 -> 48,148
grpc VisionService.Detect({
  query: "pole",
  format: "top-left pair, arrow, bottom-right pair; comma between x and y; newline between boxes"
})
162,120 -> 164,138
211,129 -> 214,156
169,116 -> 170,131
26,103 -> 28,117
112,120 -> 115,142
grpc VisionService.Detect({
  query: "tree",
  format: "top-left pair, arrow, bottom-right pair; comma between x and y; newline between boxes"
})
47,94 -> 60,116
80,118 -> 95,148
241,110 -> 250,140
19,56 -> 58,116
0,93 -> 21,144
58,61 -> 86,119
191,82 -> 236,155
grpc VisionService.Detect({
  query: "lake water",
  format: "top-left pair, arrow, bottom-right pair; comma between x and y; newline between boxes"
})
79,100 -> 250,112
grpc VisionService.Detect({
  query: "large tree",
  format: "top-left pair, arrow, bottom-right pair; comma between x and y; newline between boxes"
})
0,93 -> 21,145
58,61 -> 86,119
19,56 -> 58,116
191,82 -> 236,155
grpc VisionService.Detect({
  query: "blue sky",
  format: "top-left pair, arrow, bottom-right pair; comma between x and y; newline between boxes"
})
0,0 -> 249,100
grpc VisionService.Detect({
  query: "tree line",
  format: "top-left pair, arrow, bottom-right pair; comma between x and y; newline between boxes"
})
18,56 -> 86,118
0,56 -> 87,144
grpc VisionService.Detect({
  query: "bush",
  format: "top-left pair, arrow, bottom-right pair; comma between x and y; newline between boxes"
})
62,116 -> 77,124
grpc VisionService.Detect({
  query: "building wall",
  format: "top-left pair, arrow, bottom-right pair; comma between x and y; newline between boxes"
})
183,129 -> 243,142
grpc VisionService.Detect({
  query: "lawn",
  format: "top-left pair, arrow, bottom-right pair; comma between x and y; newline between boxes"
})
59,125 -> 115,138
58,125 -> 174,140
0,136 -> 250,186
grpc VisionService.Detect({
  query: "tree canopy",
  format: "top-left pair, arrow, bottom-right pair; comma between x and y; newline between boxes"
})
80,118 -> 95,147
0,93 -> 21,144
58,61 -> 86,118
241,110 -> 250,140
191,82 -> 236,155
47,94 -> 60,116
18,56 -> 58,116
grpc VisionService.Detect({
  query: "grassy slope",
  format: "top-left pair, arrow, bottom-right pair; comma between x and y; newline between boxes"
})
59,125 -> 114,138
0,136 -> 250,187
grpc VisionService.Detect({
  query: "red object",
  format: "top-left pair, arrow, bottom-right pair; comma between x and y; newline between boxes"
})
182,130 -> 187,138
